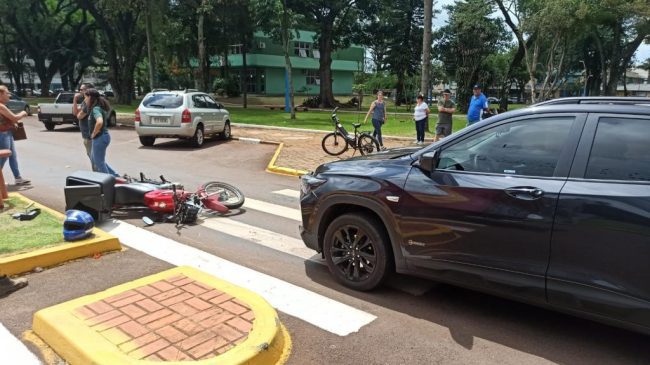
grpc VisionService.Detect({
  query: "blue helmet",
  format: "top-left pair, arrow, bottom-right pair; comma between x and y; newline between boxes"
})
63,210 -> 95,241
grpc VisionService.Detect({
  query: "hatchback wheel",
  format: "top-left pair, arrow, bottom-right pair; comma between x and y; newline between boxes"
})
139,136 -> 155,146
44,122 -> 55,131
323,213 -> 392,291
191,125 -> 204,147
220,122 -> 231,140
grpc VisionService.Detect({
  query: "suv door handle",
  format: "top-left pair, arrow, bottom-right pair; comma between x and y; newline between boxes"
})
505,187 -> 544,200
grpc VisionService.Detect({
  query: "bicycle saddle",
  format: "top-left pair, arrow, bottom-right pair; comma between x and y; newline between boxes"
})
114,183 -> 159,205
353,123 -> 361,128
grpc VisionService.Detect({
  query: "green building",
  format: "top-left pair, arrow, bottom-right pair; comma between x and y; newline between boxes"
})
226,31 -> 364,96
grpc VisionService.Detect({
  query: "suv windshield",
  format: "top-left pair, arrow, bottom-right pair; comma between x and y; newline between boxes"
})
143,93 -> 183,108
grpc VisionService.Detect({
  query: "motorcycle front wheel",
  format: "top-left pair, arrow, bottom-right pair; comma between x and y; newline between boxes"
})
201,181 -> 245,209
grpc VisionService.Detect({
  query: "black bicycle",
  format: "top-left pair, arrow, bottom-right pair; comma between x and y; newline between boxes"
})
322,107 -> 380,156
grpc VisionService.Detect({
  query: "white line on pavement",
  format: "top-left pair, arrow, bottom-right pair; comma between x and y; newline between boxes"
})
101,220 -> 376,336
0,323 -> 41,365
201,218 -> 318,261
272,189 -> 301,199
244,198 -> 301,222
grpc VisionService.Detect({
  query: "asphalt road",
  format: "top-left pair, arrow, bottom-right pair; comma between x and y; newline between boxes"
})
1,117 -> 648,365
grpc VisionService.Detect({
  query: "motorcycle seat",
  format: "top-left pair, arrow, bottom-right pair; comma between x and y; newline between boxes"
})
114,183 -> 158,205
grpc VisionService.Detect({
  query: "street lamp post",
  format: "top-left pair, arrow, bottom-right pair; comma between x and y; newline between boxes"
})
580,60 -> 589,96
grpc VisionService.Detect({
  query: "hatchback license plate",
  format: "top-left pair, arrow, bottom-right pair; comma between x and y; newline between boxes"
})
151,117 -> 170,125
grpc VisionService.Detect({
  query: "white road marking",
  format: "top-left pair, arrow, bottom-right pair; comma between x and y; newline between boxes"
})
272,189 -> 301,199
0,323 -> 41,365
101,220 -> 376,336
244,198 -> 301,222
201,218 -> 318,261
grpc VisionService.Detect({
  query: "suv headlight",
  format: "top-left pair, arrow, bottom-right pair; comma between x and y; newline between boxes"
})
300,174 -> 327,196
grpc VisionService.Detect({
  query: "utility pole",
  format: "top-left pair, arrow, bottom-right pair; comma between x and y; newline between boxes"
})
145,0 -> 156,90
420,0 -> 434,98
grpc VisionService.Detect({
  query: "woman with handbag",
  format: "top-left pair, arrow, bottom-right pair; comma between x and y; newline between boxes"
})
80,89 -> 118,176
0,85 -> 30,185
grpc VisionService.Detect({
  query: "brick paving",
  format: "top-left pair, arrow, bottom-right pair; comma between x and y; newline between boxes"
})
234,126 -> 419,172
72,274 -> 254,361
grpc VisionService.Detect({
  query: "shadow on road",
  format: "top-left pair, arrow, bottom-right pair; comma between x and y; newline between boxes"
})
303,261 -> 650,364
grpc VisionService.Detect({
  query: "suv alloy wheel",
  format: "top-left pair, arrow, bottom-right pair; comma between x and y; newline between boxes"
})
220,122 -> 231,140
323,213 -> 392,291
192,124 -> 204,147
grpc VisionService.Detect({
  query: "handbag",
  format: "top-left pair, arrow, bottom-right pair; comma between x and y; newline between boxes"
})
13,122 -> 27,141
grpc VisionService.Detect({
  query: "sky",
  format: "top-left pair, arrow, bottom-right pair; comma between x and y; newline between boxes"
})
433,0 -> 650,64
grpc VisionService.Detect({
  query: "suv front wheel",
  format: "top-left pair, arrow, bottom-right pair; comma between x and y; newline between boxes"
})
323,213 -> 392,291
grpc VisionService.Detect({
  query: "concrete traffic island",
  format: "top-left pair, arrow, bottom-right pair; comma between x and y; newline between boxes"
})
33,266 -> 291,364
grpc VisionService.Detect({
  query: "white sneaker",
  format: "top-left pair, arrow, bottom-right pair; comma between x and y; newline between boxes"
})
14,177 -> 31,185
413,140 -> 419,144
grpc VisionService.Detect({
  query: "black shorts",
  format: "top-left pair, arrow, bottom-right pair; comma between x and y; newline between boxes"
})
436,124 -> 452,137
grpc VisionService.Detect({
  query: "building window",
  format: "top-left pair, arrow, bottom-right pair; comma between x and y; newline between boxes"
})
294,41 -> 311,57
258,41 -> 266,49
304,69 -> 320,85
230,44 -> 242,55
242,69 -> 257,93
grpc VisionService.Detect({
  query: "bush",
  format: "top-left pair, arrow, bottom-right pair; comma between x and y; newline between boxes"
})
300,95 -> 321,108
225,76 -> 240,97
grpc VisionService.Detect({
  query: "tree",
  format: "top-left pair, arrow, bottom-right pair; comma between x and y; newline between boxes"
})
420,0 -> 434,96
0,22 -> 27,93
288,0 -> 362,108
254,0 -> 303,119
79,0 -> 147,104
435,0 -> 507,112
1,0 -> 92,95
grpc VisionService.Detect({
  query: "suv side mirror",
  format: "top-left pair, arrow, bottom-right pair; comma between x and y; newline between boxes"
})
417,150 -> 439,173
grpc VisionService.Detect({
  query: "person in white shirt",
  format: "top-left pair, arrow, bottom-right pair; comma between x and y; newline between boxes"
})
413,95 -> 430,145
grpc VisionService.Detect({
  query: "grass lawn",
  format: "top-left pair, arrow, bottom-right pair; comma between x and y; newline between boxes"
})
0,196 -> 63,257
229,108 -> 469,136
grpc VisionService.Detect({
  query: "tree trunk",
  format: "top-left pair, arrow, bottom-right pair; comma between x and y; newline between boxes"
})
396,72 -> 405,106
242,49 -> 248,108
145,0 -> 156,91
282,27 -> 296,119
197,1 -> 208,92
318,25 -> 335,108
420,0 -> 433,96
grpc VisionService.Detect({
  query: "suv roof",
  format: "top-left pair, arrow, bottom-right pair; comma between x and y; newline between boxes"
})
535,96 -> 650,107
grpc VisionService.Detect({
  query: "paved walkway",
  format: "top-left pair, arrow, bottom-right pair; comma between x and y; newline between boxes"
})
234,126 -> 419,172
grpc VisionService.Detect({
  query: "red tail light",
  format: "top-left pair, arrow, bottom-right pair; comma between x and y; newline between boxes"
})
181,108 -> 191,123
135,108 -> 141,122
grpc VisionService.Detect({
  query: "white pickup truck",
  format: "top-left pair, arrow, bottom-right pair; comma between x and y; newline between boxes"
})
37,92 -> 117,131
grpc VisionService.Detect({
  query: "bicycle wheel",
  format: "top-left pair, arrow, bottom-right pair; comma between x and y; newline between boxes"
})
322,132 -> 349,156
201,181 -> 245,209
358,134 -> 380,155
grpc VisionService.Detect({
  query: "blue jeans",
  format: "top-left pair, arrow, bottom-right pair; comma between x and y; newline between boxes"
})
371,118 -> 384,146
91,133 -> 118,176
415,118 -> 427,142
0,131 -> 21,178
467,120 -> 480,127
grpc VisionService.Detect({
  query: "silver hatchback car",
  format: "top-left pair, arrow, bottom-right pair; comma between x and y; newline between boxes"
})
135,90 -> 232,147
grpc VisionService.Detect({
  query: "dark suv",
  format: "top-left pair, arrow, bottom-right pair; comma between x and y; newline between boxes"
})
300,98 -> 650,334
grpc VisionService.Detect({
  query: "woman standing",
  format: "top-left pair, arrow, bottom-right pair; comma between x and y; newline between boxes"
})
363,90 -> 388,150
413,95 -> 430,145
82,89 -> 118,176
0,85 -> 30,185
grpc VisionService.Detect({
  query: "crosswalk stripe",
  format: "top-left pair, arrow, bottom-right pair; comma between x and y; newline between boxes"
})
101,220 -> 376,336
243,198 -> 301,222
0,323 -> 41,365
272,189 -> 301,199
201,218 -> 318,261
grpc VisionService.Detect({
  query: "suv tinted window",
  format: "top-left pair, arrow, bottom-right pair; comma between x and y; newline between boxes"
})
204,95 -> 219,109
192,95 -> 207,108
585,117 -> 650,182
438,117 -> 574,177
143,93 -> 183,108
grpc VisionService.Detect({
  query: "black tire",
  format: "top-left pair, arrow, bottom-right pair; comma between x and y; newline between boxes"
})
323,213 -> 392,291
220,122 -> 231,140
191,124 -> 204,147
24,106 -> 32,116
139,136 -> 156,146
44,122 -> 55,131
201,181 -> 245,209
358,134 -> 380,155
108,112 -> 117,128
322,132 -> 349,156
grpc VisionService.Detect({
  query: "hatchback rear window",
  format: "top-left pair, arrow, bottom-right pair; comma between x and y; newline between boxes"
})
143,93 -> 183,108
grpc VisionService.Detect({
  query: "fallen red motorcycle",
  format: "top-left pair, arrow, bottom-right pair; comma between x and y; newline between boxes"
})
64,171 -> 245,225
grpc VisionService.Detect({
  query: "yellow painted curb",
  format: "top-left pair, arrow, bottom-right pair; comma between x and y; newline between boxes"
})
0,193 -> 121,276
33,266 -> 291,365
265,142 -> 309,177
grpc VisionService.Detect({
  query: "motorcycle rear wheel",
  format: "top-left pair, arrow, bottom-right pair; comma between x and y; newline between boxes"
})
201,182 -> 245,209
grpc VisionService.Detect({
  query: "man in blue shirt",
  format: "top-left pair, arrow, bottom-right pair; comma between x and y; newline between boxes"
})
467,84 -> 489,126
